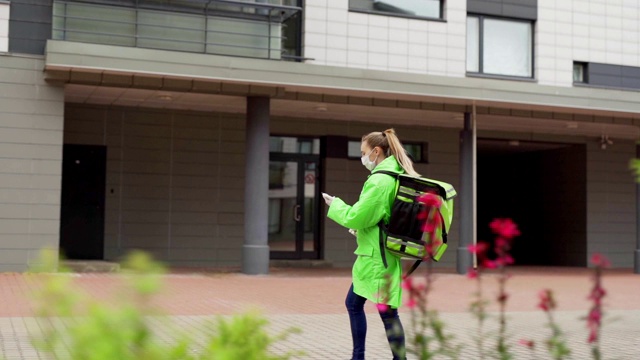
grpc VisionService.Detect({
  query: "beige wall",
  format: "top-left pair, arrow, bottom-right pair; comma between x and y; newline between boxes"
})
0,55 -> 65,271
64,105 -> 246,267
64,103 -> 638,269
587,139 -> 637,267
65,105 -> 462,268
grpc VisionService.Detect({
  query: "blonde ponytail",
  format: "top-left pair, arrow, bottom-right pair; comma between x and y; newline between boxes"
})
362,128 -> 420,177
383,129 -> 420,176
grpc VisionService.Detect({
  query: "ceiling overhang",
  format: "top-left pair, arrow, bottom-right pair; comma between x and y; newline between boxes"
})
44,40 -> 640,139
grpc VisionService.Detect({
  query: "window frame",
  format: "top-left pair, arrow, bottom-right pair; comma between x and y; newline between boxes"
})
347,139 -> 429,164
466,14 -> 535,80
269,135 -> 320,155
348,0 -> 445,22
0,1 -> 9,53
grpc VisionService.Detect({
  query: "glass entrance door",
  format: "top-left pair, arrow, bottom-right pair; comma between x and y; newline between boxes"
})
269,137 -> 321,259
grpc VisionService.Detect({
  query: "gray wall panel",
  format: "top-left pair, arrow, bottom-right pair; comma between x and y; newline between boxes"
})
467,1 -> 502,15
585,62 -> 640,91
589,63 -> 622,76
589,74 -> 622,88
468,0 -> 537,20
586,140 -> 636,268
8,0 -> 52,55
65,109 -> 462,269
621,66 -> 640,78
502,4 -> 537,19
65,105 -> 246,268
9,3 -> 51,20
62,103 -> 638,269
622,78 -> 640,89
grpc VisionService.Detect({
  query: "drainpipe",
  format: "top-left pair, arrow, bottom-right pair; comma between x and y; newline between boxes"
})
458,111 -> 476,274
636,145 -> 640,274
243,96 -> 270,275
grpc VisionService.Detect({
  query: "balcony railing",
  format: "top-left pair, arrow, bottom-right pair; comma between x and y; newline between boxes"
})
52,0 -> 303,60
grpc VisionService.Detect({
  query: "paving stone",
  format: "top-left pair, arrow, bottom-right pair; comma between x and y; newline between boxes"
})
0,267 -> 638,359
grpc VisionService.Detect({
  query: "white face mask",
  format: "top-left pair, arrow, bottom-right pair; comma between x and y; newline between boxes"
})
361,149 -> 378,171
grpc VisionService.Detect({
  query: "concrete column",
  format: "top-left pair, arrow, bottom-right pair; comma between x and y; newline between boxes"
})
636,145 -> 640,274
243,97 -> 270,275
458,112 -> 475,274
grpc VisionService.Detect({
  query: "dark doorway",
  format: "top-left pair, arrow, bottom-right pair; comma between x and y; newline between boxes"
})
477,139 -> 587,266
60,144 -> 107,260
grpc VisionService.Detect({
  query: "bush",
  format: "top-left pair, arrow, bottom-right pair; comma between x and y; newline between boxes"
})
30,250 -> 302,360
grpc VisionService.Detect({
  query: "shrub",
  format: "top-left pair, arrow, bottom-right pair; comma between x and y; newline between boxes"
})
30,250 -> 301,360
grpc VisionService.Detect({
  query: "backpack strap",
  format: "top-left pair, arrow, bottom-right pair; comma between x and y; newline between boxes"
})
405,260 -> 422,277
371,170 -> 400,179
378,219 -> 388,269
373,170 -> 399,270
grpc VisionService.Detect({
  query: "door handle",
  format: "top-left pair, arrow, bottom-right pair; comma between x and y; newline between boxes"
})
293,204 -> 301,222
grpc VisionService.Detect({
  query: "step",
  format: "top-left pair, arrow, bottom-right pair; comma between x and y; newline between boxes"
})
62,260 -> 121,273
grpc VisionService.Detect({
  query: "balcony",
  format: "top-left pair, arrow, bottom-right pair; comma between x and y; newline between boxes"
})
52,0 -> 302,61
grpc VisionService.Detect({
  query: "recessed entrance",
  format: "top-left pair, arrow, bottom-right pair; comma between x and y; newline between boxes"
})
269,136 -> 321,260
477,139 -> 587,266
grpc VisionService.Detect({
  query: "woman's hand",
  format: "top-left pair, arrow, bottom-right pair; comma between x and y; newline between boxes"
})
322,192 -> 335,206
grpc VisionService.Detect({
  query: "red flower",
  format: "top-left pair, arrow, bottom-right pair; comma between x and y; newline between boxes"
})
497,293 -> 509,303
591,253 -> 611,268
422,221 -> 437,233
495,237 -> 510,249
481,259 -> 498,269
489,218 -> 520,239
589,287 -> 607,303
587,308 -> 602,343
401,278 -> 413,290
496,254 -> 515,266
467,268 -> 478,279
587,308 -> 601,324
418,193 -> 442,208
537,289 -> 556,312
421,211 -> 443,234
518,339 -> 535,349
467,242 -> 488,255
405,298 -> 417,309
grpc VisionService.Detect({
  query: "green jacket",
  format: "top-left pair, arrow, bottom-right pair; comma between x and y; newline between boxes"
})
327,155 -> 403,308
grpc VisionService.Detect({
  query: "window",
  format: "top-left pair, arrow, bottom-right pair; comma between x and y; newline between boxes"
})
349,0 -> 442,20
347,140 -> 427,163
573,62 -> 587,83
467,15 -> 533,78
269,136 -> 320,154
0,2 -> 8,52
52,0 -> 302,60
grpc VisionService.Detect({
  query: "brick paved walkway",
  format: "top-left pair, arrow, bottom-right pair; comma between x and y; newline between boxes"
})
0,266 -> 639,359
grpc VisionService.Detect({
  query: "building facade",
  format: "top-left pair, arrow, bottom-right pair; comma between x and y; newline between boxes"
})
1,0 -> 639,273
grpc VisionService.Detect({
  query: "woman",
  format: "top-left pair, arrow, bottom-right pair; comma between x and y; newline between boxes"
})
323,128 -> 419,360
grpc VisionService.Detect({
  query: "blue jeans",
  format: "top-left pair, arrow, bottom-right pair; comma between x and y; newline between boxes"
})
345,284 -> 406,360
